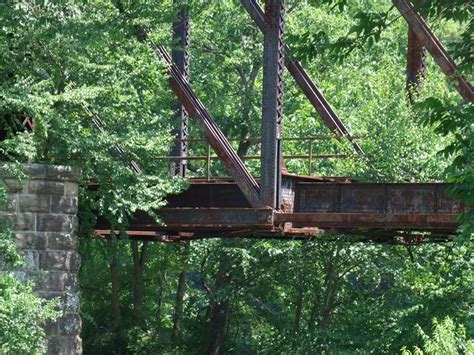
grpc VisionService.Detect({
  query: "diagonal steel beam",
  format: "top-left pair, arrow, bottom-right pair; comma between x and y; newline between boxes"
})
81,104 -> 143,175
240,0 -> 364,155
261,0 -> 286,209
149,41 -> 265,208
393,0 -> 474,102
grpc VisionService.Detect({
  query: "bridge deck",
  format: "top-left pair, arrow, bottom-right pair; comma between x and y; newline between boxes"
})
95,175 -> 464,243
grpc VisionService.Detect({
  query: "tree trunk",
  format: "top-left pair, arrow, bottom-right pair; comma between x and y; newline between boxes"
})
293,244 -> 309,335
108,239 -> 124,352
131,240 -> 148,328
156,256 -> 169,322
203,256 -> 233,355
171,270 -> 187,343
319,245 -> 342,330
292,285 -> 304,335
307,244 -> 341,331
308,294 -> 319,331
205,299 -> 230,355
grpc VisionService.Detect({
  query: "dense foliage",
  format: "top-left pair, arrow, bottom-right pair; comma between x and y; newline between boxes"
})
1,0 -> 472,354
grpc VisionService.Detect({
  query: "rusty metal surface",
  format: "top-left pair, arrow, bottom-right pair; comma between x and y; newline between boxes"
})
95,178 -> 463,244
96,208 -> 273,232
275,213 -> 459,229
166,182 -> 251,208
150,42 -> 264,208
169,2 -> 190,177
393,0 -> 474,101
240,0 -> 364,154
261,0 -> 286,209
165,176 -> 353,209
406,25 -> 427,101
295,182 -> 464,215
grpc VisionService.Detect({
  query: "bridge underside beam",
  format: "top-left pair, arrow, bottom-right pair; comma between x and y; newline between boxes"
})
95,177 -> 464,243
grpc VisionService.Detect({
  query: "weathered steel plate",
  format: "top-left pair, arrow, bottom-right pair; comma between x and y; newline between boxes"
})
275,212 -> 459,229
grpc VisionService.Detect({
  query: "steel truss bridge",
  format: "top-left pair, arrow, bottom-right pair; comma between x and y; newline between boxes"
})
95,0 -> 472,243
9,1 -> 472,243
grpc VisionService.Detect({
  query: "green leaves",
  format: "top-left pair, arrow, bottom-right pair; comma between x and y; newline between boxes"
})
402,317 -> 474,354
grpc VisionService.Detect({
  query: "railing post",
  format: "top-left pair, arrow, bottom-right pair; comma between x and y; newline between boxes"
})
308,139 -> 313,176
206,143 -> 211,181
261,0 -> 286,209
170,0 -> 190,177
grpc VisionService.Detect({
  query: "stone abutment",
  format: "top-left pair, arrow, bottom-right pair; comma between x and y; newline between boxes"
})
0,164 -> 82,354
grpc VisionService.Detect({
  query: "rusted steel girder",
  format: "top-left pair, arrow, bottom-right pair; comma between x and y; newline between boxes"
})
393,0 -> 474,102
261,0 -> 286,209
151,42 -> 265,208
275,213 -> 459,229
406,25 -> 427,103
294,183 -> 465,217
108,179 -> 463,229
94,179 -> 463,242
96,208 -> 274,231
170,2 -> 190,177
240,0 -> 364,155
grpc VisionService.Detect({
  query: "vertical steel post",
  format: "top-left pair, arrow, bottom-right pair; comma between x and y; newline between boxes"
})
392,0 -> 473,102
206,143 -> 211,181
240,0 -> 364,155
170,1 -> 190,177
406,25 -> 426,103
261,0 -> 285,209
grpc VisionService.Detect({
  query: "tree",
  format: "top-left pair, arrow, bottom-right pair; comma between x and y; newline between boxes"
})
1,1 -> 472,354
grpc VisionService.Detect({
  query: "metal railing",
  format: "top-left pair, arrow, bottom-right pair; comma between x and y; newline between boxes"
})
158,136 -> 355,179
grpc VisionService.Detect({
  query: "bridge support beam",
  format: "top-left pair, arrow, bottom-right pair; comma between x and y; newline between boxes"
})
261,0 -> 286,209
241,0 -> 363,154
393,0 -> 474,102
406,25 -> 426,102
170,1 -> 190,177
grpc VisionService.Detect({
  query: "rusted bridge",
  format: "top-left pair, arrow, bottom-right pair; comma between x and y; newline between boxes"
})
96,175 -> 465,243
95,0 -> 471,243
6,1 -> 471,243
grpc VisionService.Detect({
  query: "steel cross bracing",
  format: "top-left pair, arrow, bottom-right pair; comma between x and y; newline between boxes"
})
240,0 -> 364,155
5,0 -> 456,242
151,43 -> 265,208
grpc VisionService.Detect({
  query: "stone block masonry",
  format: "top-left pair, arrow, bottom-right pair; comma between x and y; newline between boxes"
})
0,164 -> 82,355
